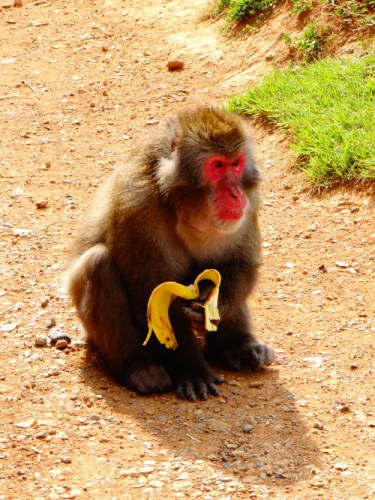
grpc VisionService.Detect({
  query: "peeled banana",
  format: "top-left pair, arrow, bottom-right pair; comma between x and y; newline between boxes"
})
143,269 -> 221,350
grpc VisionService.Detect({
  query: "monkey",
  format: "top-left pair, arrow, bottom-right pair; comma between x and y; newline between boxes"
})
66,106 -> 274,401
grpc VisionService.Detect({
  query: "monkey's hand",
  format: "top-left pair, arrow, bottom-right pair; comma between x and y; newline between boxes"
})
144,270 -> 221,349
176,373 -> 224,402
183,279 -> 219,333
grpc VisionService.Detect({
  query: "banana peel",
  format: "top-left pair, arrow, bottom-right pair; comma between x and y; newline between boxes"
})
143,269 -> 221,350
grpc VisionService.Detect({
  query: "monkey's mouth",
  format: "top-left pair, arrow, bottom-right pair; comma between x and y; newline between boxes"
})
217,209 -> 244,221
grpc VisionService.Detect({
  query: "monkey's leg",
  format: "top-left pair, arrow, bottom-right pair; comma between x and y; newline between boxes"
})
67,244 -> 172,394
158,299 -> 223,402
205,303 -> 274,372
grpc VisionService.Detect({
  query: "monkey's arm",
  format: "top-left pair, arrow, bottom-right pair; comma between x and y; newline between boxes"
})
205,262 -> 274,371
165,298 -> 224,401
215,262 -> 259,319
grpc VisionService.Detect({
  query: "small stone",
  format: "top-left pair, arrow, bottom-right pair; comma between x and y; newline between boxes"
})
89,414 -> 100,422
334,462 -> 349,471
61,456 -> 72,464
35,336 -> 48,347
55,339 -> 68,350
335,261 -> 350,268
167,60 -> 185,71
1,1 -> 15,8
14,418 -> 36,428
139,466 -> 155,474
35,431 -> 47,439
0,322 -> 17,332
49,331 -> 71,345
67,490 -> 81,498
35,200 -> 48,209
335,402 -> 351,413
313,421 -> 324,430
149,480 -> 164,488
46,317 -> 56,329
242,424 -> 253,433
265,53 -> 275,61
40,297 -> 49,308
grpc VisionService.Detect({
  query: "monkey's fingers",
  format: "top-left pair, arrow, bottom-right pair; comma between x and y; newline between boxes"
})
196,280 -> 216,303
182,304 -> 205,323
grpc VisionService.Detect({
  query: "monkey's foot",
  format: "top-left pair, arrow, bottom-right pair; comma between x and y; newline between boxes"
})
221,342 -> 274,372
127,361 -> 173,395
176,374 -> 224,402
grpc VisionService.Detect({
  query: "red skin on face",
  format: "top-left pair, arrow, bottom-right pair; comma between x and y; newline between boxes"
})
203,153 -> 246,221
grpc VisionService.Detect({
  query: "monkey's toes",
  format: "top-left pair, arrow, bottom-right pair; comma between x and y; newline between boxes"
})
223,342 -> 274,372
127,362 -> 172,395
176,375 -> 223,402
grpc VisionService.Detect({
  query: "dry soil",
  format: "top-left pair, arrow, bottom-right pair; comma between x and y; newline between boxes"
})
0,1 -> 374,499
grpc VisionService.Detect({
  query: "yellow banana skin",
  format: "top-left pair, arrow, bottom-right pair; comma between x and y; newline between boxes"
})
143,269 -> 221,350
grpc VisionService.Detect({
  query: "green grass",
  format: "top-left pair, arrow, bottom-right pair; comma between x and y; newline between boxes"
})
217,0 -> 374,22
218,0 -> 276,20
227,55 -> 375,186
289,23 -> 332,62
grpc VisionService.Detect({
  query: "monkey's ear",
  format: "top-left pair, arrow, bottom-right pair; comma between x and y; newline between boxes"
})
166,117 -> 182,154
157,155 -> 180,194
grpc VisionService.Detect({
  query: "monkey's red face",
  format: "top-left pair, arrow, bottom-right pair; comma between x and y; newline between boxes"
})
203,153 -> 247,223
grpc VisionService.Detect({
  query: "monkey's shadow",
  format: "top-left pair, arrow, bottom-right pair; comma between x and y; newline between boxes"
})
81,354 -> 321,485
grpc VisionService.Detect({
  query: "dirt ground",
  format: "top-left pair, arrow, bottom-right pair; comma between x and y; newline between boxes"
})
0,0 -> 374,498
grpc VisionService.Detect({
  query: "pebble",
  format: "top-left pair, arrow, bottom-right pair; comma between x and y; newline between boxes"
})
55,339 -> 69,350
49,330 -> 71,345
47,317 -> 56,329
14,418 -> 36,428
335,261 -> 350,268
35,200 -> 48,209
334,462 -> 349,471
35,431 -> 48,439
41,297 -> 49,308
35,335 -> 48,347
61,456 -> 72,464
314,421 -> 324,430
149,480 -> 164,488
242,424 -> 253,433
334,402 -> 351,413
167,60 -> 185,71
139,466 -> 155,474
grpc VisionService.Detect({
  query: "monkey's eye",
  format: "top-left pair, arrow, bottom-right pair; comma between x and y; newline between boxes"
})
232,159 -> 240,166
214,160 -> 224,169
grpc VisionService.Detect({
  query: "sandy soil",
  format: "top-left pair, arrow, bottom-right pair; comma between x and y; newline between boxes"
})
0,0 -> 374,498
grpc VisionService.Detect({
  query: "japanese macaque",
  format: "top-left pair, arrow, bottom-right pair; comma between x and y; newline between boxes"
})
66,106 -> 274,401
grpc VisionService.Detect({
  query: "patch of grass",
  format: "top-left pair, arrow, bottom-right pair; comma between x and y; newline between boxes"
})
227,56 -> 375,186
286,23 -> 332,61
334,0 -> 375,26
217,0 -> 277,21
216,0 -> 374,23
290,0 -> 313,13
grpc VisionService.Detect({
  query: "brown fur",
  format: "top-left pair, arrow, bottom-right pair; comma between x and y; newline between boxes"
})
66,106 -> 273,401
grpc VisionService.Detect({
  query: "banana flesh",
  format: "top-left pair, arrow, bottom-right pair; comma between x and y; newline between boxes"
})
143,269 -> 221,350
